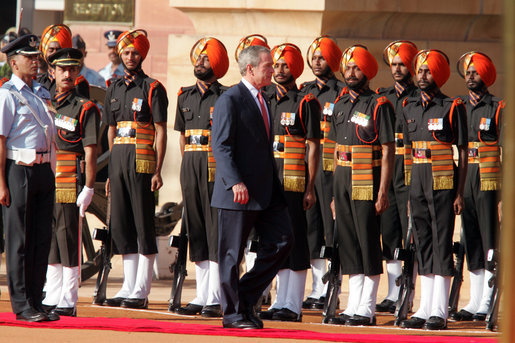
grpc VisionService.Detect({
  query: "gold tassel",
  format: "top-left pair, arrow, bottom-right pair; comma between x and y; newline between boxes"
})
323,159 -> 334,172
404,170 -> 411,186
55,189 -> 77,204
208,167 -> 216,183
352,186 -> 373,201
480,179 -> 501,191
433,176 -> 454,190
136,160 -> 156,174
283,176 -> 305,193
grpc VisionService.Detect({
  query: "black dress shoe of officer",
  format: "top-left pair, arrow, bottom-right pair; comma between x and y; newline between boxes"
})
16,308 -> 48,322
174,303 -> 203,315
450,309 -> 474,321
40,304 -> 56,313
423,316 -> 447,330
258,307 -> 279,320
473,312 -> 487,321
302,297 -> 317,309
272,308 -> 302,322
313,296 -> 327,309
121,298 -> 148,309
35,305 -> 60,321
376,299 -> 396,313
103,297 -> 125,307
223,319 -> 259,329
326,313 -> 351,325
400,316 -> 426,329
200,304 -> 222,318
345,314 -> 376,326
245,306 -> 264,328
53,307 -> 77,317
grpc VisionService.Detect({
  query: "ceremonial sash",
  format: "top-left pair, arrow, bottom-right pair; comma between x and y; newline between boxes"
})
412,141 -> 454,190
468,141 -> 501,191
55,150 -> 78,203
114,121 -> 156,174
273,135 -> 306,192
184,129 -> 216,182
321,120 -> 335,172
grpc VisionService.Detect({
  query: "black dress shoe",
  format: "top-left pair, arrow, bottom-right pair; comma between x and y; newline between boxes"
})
450,309 -> 474,321
53,307 -> 77,317
345,314 -> 376,326
174,303 -> 203,315
103,297 -> 125,307
121,298 -> 148,309
201,304 -> 222,318
326,313 -> 351,325
272,308 -> 302,322
314,296 -> 327,309
302,297 -> 317,309
16,308 -> 48,322
376,299 -> 396,313
245,306 -> 264,328
473,312 -> 487,321
400,316 -> 426,329
223,319 -> 259,329
423,316 -> 447,330
258,307 -> 279,320
35,305 -> 60,321
40,304 -> 56,313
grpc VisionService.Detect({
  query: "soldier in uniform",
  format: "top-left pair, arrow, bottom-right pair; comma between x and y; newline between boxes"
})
103,29 -> 168,309
98,30 -> 124,83
450,52 -> 502,322
329,45 -> 395,326
258,43 -> 320,322
173,37 -> 229,317
399,50 -> 468,330
375,40 -> 418,313
0,35 -> 57,322
300,36 -> 344,309
41,48 -> 100,317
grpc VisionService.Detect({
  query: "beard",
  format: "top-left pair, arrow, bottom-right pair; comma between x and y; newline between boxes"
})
274,74 -> 295,86
346,76 -> 367,91
417,79 -> 437,92
467,79 -> 486,93
194,67 -> 215,81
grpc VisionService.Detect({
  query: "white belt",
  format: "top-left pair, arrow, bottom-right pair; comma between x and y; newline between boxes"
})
7,149 -> 51,165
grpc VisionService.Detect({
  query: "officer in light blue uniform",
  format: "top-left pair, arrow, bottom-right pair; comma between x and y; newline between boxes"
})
98,30 -> 124,83
0,34 -> 58,323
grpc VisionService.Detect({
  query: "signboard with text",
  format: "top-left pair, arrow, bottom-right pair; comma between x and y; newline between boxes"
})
64,0 -> 134,24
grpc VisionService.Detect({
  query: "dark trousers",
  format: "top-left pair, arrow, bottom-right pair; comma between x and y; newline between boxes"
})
48,203 -> 80,267
3,160 -> 54,314
462,164 -> 499,271
217,192 -> 293,324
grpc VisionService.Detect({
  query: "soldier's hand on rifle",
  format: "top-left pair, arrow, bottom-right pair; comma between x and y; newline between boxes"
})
77,186 -> 94,217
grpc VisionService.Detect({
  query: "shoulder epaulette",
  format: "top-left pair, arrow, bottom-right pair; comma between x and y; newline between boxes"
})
303,93 -> 316,101
375,87 -> 382,94
75,74 -> 87,86
82,100 -> 95,111
377,96 -> 389,105
0,77 -> 9,87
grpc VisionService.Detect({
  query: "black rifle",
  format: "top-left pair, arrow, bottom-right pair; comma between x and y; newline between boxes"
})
486,248 -> 500,331
394,215 -> 416,326
92,188 -> 112,305
448,232 -> 466,317
322,221 -> 341,323
168,210 -> 188,312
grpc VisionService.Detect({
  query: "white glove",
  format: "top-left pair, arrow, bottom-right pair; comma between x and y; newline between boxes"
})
76,186 -> 94,217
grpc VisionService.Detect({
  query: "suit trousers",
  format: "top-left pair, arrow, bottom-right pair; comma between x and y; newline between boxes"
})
217,189 -> 293,324
4,160 -> 54,314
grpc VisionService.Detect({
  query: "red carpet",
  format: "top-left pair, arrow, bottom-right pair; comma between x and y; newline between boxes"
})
0,313 -> 497,342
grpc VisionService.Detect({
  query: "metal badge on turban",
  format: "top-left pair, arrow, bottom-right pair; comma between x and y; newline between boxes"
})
456,51 -> 490,78
414,49 -> 449,74
40,24 -> 72,58
382,40 -> 417,66
116,29 -> 148,56
306,35 -> 337,69
190,37 -> 213,65
339,44 -> 368,74
234,34 -> 269,62
271,43 -> 302,64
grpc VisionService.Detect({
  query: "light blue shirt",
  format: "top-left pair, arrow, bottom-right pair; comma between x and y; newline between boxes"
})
0,74 -> 55,152
81,65 -> 106,88
241,77 -> 270,122
98,62 -> 124,82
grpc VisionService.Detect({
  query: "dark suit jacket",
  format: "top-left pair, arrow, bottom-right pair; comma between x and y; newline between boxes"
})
211,81 -> 283,211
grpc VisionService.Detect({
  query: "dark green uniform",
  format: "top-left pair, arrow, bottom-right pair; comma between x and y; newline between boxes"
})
49,90 -> 100,267
300,78 -> 345,256
174,82 -> 226,262
328,90 -> 394,275
105,71 -> 168,255
266,84 -> 321,271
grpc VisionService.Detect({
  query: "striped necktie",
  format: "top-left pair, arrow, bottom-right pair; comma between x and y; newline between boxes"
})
276,84 -> 288,101
257,91 -> 270,138
196,80 -> 210,97
124,69 -> 138,86
55,90 -> 72,106
316,77 -> 327,90
421,90 -> 435,108
395,81 -> 407,97
469,90 -> 482,107
349,89 -> 362,104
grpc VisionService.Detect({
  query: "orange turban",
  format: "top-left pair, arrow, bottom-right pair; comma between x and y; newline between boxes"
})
190,37 -> 229,79
40,24 -> 72,57
414,49 -> 450,88
271,43 -> 304,80
457,51 -> 496,87
340,45 -> 378,81
116,29 -> 150,61
235,34 -> 269,62
307,36 -> 342,73
383,40 -> 418,75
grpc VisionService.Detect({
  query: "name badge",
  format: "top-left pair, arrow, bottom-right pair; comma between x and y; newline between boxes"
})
210,107 -> 214,120
323,102 -> 334,116
280,112 -> 296,126
479,117 -> 491,131
427,118 -> 443,131
351,111 -> 370,127
55,113 -> 78,131
131,98 -> 143,111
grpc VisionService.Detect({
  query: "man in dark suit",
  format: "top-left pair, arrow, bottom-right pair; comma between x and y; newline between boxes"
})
211,45 -> 293,329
